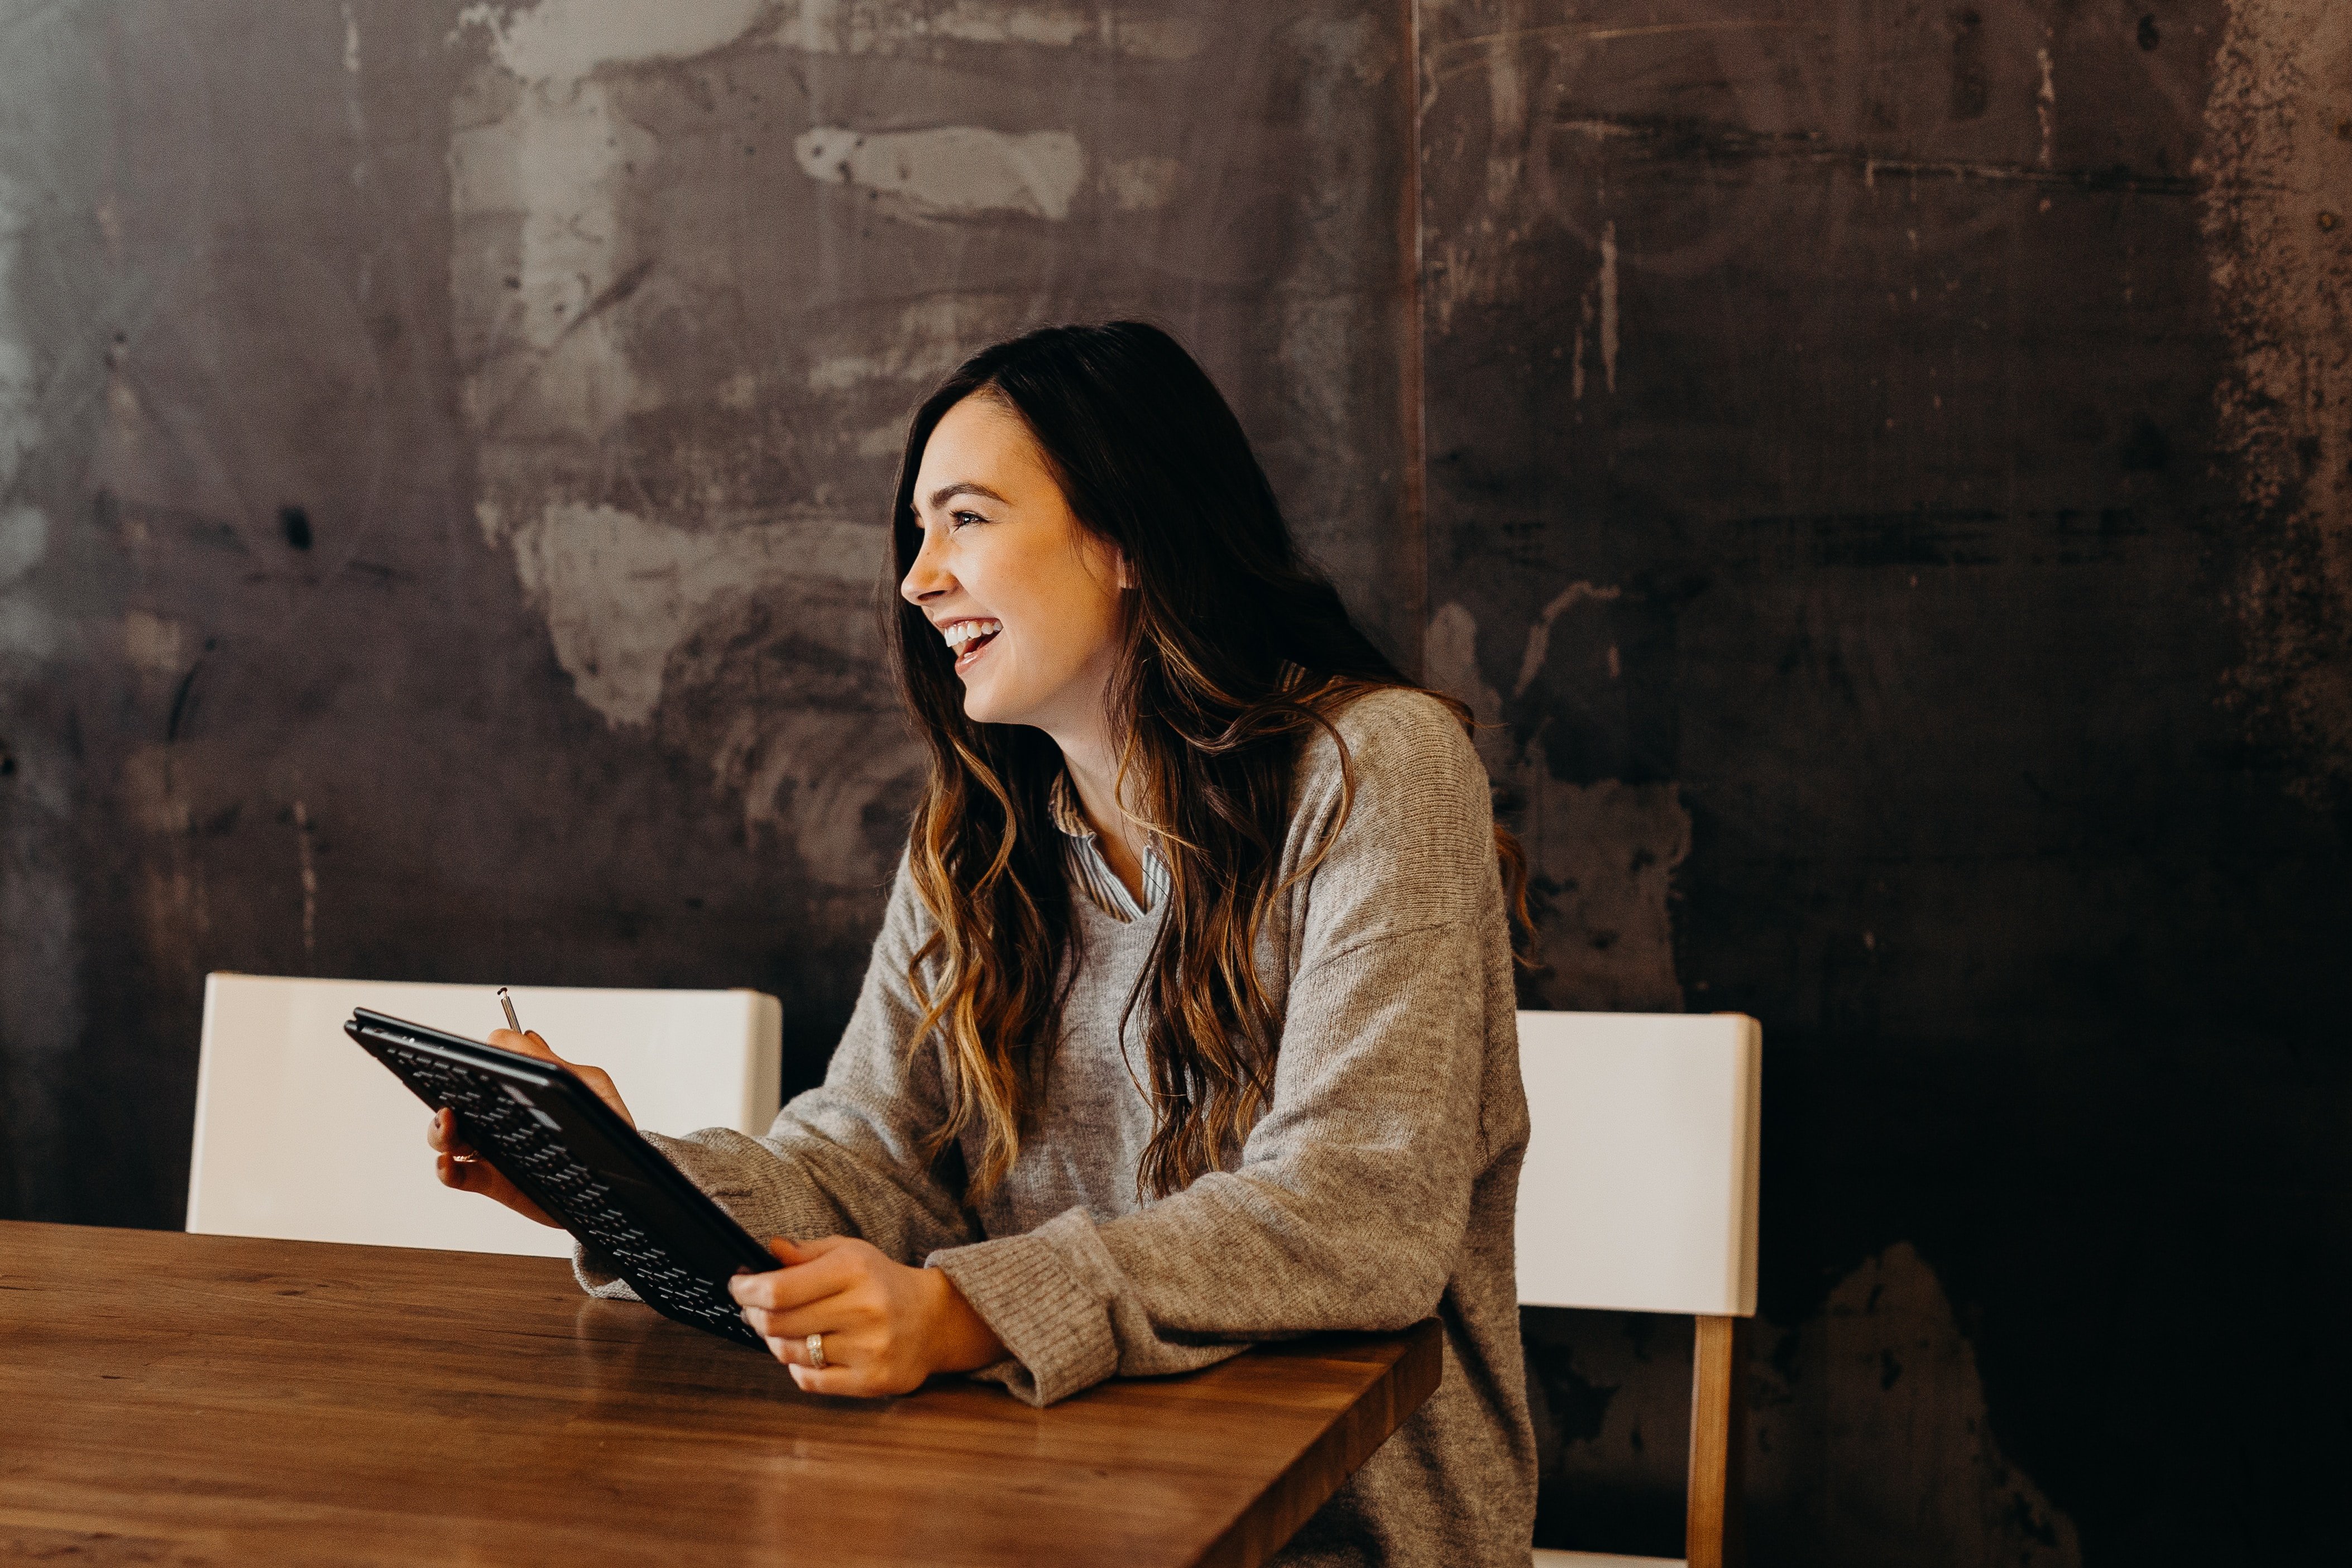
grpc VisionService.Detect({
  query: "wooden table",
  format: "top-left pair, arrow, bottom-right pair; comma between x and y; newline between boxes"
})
0,1221 -> 1438,1566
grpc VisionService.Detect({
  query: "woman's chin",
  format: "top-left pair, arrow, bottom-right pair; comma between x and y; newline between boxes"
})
958,680 -> 1011,726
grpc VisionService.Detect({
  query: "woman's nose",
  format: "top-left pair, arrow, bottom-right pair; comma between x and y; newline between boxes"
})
900,525 -> 953,604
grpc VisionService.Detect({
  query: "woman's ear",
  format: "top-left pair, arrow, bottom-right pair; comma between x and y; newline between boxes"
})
1116,550 -> 1137,590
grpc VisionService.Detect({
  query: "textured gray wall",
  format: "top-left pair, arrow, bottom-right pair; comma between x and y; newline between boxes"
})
0,0 -> 1416,1219
1,1 -> 2344,1562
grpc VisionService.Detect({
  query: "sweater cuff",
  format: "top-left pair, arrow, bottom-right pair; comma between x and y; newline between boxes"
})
927,1209 -> 1119,1406
569,1239 -> 642,1301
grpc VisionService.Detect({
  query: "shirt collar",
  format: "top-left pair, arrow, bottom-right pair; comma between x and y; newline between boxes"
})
1046,769 -> 1097,841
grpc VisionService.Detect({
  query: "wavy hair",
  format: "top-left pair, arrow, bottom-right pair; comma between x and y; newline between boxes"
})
887,322 -> 1526,1199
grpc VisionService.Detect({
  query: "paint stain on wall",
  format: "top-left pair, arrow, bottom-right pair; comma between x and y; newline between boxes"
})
2201,0 -> 2352,802
500,501 -> 885,730
448,0 -> 935,887
769,0 -> 1204,60
454,0 -> 774,84
793,126 -> 1086,221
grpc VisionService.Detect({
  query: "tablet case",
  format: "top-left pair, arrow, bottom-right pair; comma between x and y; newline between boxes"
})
345,1007 -> 776,1350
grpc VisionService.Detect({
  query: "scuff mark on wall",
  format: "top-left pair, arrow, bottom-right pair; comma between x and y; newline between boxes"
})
2202,0 -> 2352,803
805,295 -> 1022,393
1597,218 -> 1618,395
1515,581 -> 1620,697
2034,44 -> 2056,169
0,170 -> 55,662
792,126 -> 1086,222
293,798 -> 317,970
1102,155 -> 1182,213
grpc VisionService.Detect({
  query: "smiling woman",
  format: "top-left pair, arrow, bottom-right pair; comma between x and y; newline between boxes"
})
431,322 -> 1538,1567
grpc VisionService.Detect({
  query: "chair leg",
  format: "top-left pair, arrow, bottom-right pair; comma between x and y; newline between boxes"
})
1686,1314 -> 1746,1568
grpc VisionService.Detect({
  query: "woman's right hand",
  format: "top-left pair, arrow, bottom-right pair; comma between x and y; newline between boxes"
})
427,1028 -> 637,1228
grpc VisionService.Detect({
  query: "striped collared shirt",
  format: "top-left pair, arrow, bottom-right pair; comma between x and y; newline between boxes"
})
1047,769 -> 1170,922
1047,662 -> 1309,922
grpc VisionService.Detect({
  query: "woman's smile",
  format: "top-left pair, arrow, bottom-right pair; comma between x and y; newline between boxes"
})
939,616 -> 1003,674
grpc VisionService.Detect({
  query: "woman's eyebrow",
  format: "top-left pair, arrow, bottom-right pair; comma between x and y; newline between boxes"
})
927,481 -> 1010,510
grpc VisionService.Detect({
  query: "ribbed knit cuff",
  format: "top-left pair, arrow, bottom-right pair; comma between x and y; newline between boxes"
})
928,1212 -> 1120,1407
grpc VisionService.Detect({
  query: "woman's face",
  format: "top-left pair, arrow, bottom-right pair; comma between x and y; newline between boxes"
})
900,394 -> 1129,735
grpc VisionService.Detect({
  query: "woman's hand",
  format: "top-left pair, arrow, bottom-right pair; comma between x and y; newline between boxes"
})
427,1028 -> 636,1227
729,1236 -> 1007,1397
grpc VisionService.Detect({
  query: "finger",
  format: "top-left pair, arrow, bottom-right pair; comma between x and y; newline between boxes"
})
490,1033 -> 633,1128
439,1153 -> 555,1225
757,1329 -> 852,1372
438,1152 -> 495,1192
729,1250 -> 858,1313
752,1301 -> 874,1342
439,1153 -> 507,1193
788,1362 -> 874,1398
759,1330 -> 828,1368
487,1027 -> 560,1063
427,1109 -> 479,1159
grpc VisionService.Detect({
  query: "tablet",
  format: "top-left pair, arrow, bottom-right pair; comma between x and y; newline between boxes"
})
344,1006 -> 776,1350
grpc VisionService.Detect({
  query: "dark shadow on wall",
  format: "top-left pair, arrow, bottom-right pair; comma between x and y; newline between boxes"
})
1426,1 -> 2350,1563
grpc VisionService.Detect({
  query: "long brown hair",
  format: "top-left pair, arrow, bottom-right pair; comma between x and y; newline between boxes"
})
887,322 -> 1524,1200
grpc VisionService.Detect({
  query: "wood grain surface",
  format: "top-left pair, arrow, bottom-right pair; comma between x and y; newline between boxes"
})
1685,1313 -> 1747,1568
0,1222 -> 1439,1566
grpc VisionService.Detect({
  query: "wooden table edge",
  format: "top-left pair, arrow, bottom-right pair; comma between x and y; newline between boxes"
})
1,1224 -> 1446,1568
1193,1318 -> 1444,1568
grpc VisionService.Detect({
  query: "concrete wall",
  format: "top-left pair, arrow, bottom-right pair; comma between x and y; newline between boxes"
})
0,2 -> 2343,1561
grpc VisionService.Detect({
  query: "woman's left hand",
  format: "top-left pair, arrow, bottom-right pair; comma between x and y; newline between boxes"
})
729,1235 -> 1007,1397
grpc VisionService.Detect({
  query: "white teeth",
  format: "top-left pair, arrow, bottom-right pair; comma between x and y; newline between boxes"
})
940,618 -> 1002,650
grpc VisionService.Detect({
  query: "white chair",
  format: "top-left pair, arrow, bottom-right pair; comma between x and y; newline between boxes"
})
1518,1010 -> 1762,1568
186,973 -> 782,1258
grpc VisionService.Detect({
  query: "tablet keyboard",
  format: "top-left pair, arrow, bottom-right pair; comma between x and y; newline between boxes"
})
384,1040 -> 764,1349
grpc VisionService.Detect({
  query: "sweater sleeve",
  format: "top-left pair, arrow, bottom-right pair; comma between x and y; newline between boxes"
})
572,852 -> 981,1299
926,692 -> 1514,1406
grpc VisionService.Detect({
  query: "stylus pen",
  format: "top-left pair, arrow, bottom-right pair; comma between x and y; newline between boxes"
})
497,986 -> 521,1034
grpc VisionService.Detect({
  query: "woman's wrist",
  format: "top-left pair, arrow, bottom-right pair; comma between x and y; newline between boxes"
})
921,1265 -> 1008,1375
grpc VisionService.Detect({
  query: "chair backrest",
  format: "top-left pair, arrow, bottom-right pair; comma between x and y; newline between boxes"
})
1515,1010 -> 1761,1317
186,974 -> 782,1258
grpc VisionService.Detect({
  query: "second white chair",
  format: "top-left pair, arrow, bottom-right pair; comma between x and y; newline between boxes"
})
1518,1009 -> 1762,1568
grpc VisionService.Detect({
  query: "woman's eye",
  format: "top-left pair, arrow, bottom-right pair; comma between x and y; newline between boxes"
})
950,511 -> 986,529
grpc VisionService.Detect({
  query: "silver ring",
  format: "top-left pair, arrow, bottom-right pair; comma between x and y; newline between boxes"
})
806,1332 -> 826,1370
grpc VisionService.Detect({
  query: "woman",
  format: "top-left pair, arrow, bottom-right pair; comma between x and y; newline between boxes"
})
430,322 -> 1536,1565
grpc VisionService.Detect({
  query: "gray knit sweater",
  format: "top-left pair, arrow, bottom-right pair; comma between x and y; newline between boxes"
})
573,689 -> 1537,1565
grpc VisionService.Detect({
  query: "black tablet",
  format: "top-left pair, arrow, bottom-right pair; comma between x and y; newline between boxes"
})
344,1006 -> 775,1350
